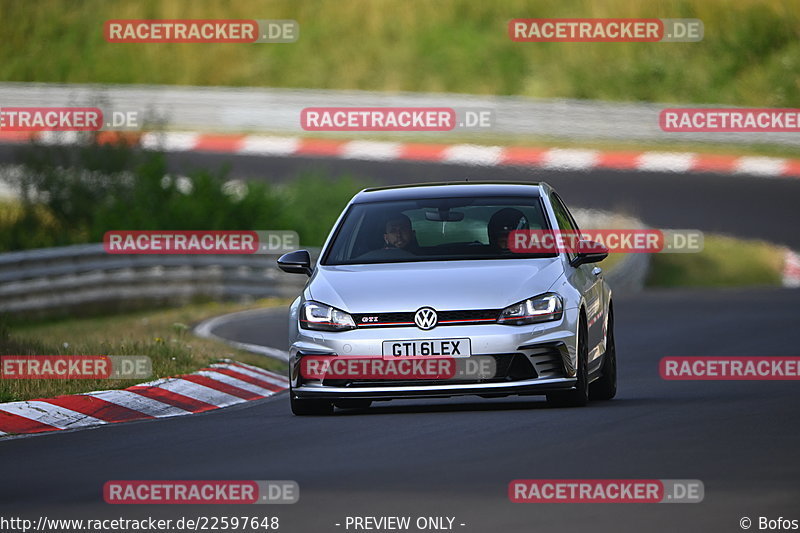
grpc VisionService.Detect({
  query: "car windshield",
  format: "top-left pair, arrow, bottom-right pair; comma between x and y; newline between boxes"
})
322,196 -> 557,265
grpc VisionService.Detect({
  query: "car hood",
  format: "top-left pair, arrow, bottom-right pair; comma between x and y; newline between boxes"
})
307,258 -> 564,313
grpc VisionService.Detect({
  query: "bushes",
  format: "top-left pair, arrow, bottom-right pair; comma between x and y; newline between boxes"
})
0,137 -> 369,251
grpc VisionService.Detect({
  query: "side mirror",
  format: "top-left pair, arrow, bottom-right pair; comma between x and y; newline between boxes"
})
570,240 -> 608,268
277,250 -> 313,276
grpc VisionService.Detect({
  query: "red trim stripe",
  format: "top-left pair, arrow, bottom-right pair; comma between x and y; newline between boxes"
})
127,386 -> 217,413
691,154 -> 739,173
179,374 -> 263,400
596,151 -> 642,170
0,131 -> 36,142
500,147 -> 548,166
781,160 -> 800,177
439,318 -> 496,323
194,134 -> 246,152
399,143 -> 449,161
39,395 -> 153,423
95,131 -> 142,146
358,322 -> 415,327
296,138 -> 346,156
0,409 -> 61,434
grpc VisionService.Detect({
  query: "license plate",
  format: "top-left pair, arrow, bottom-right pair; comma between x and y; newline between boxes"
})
382,338 -> 471,358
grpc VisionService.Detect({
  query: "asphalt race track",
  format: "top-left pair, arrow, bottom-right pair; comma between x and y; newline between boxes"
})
1,147 -> 799,533
2,292 -> 800,531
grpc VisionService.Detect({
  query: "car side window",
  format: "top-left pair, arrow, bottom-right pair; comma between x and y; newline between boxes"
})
551,193 -> 577,229
552,193 -> 581,232
550,193 -> 580,262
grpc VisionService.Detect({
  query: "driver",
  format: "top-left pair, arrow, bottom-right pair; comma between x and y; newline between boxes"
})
384,214 -> 417,251
488,208 -> 529,250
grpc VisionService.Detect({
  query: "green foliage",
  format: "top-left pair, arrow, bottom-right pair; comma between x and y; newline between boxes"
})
0,137 -> 369,251
646,235 -> 784,287
0,0 -> 797,106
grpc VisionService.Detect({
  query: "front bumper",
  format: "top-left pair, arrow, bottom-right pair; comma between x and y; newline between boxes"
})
289,308 -> 580,401
292,376 -> 578,400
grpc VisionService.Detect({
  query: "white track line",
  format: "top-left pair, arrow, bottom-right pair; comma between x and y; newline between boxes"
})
442,144 -> 503,166
240,136 -> 300,156
734,157 -> 786,177
543,149 -> 599,170
141,132 -> 200,152
341,141 -> 402,160
636,152 -> 696,173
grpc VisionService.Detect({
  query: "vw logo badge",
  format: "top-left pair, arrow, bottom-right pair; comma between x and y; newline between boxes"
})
414,307 -> 438,330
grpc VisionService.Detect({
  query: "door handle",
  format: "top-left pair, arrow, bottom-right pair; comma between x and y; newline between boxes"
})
592,267 -> 603,277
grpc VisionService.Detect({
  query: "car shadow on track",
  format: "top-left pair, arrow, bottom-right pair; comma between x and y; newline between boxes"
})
330,397 -> 647,416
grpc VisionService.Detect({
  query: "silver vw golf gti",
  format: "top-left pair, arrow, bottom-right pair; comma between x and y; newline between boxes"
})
278,182 -> 616,415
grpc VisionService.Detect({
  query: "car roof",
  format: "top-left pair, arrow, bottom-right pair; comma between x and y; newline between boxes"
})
351,181 -> 546,204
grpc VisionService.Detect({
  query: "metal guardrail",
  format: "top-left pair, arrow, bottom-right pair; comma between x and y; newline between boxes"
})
0,211 -> 650,313
0,241 -> 647,315
0,244 -> 316,313
0,82 -> 796,146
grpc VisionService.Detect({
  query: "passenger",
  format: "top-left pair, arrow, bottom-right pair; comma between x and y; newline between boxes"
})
488,208 -> 529,250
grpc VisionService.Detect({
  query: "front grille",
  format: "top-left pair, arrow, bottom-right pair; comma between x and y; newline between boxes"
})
322,353 -> 537,387
520,343 -> 568,378
352,308 -> 502,328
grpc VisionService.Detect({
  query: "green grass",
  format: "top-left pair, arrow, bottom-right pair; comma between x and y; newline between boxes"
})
0,0 -> 798,106
0,299 -> 290,403
646,234 -> 785,288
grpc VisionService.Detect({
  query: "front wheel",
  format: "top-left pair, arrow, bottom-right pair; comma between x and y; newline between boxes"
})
547,315 -> 589,408
290,391 -> 334,416
589,307 -> 617,401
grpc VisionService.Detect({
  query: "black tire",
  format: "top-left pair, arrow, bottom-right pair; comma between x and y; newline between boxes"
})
333,399 -> 373,409
590,307 -> 617,401
290,391 -> 334,416
547,315 -> 589,408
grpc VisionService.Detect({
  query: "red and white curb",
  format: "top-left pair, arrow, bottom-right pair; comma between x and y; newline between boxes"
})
0,360 -> 288,438
1,130 -> 800,178
784,250 -> 800,288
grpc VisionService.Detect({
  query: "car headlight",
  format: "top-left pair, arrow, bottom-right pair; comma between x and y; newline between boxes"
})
497,293 -> 563,325
300,301 -> 356,331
